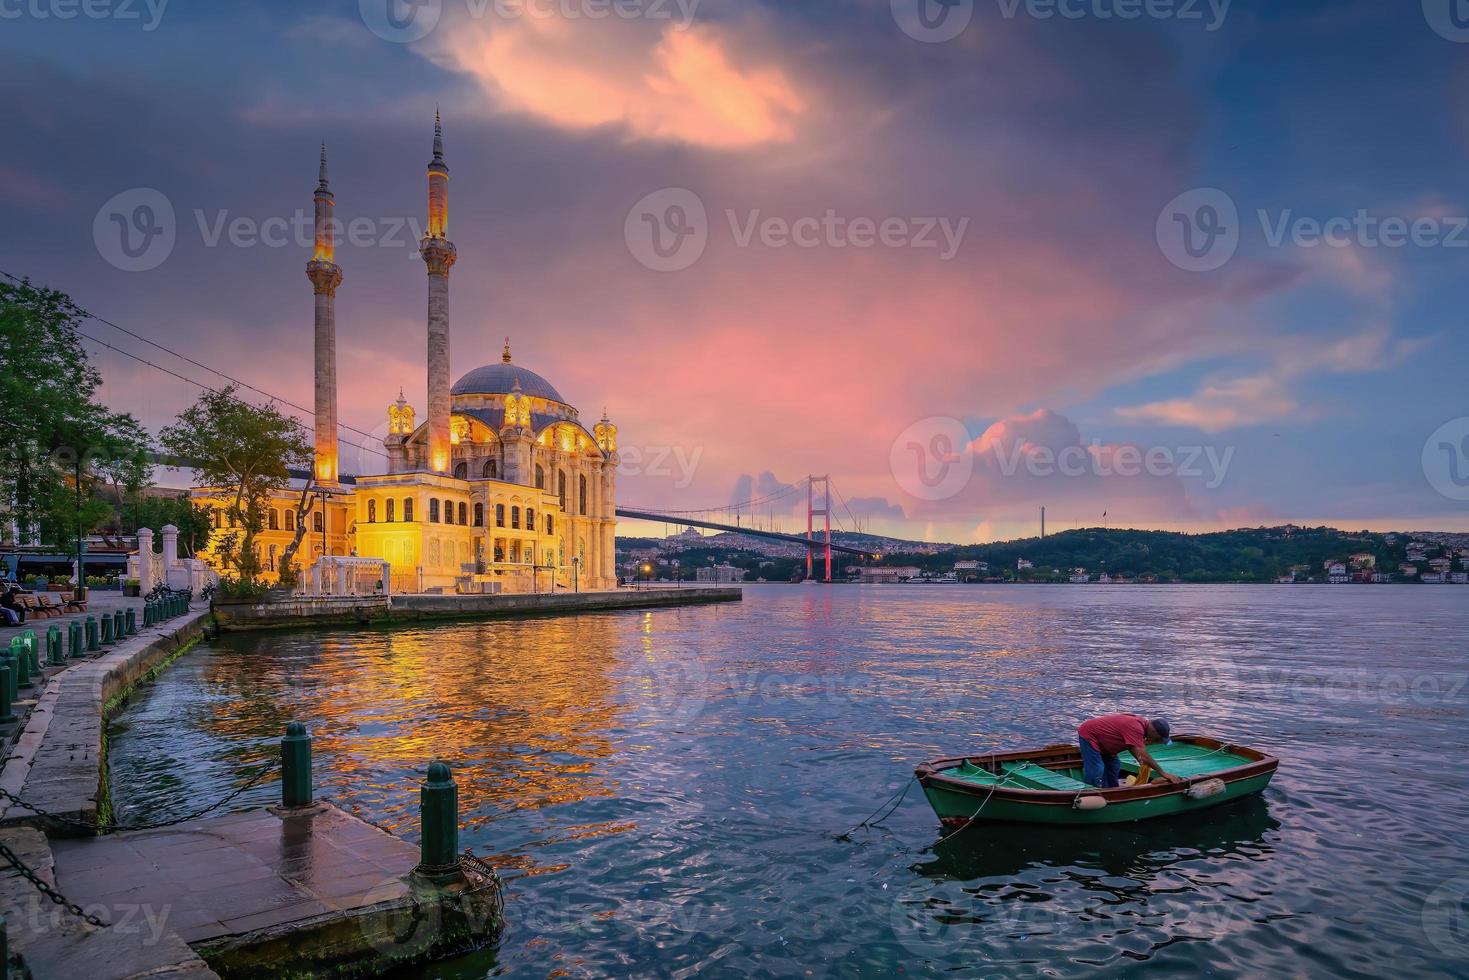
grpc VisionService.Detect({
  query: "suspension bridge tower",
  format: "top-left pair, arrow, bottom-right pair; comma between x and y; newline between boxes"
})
807,475 -> 832,583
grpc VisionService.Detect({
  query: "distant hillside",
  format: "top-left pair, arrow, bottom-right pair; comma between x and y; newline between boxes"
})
617,525 -> 1464,584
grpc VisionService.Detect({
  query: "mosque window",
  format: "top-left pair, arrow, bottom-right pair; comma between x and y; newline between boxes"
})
558,471 -> 567,512
386,499 -> 396,522
527,508 -> 535,532
458,502 -> 467,525
579,475 -> 588,515
453,461 -> 468,480
496,504 -> 505,528
511,506 -> 521,530
535,465 -> 545,489
429,499 -> 440,523
547,515 -> 554,535
473,502 -> 484,527
444,498 -> 455,524
403,498 -> 414,522
367,500 -> 377,523
483,459 -> 497,479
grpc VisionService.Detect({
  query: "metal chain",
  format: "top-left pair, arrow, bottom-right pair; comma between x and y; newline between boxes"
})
0,840 -> 108,927
0,759 -> 278,834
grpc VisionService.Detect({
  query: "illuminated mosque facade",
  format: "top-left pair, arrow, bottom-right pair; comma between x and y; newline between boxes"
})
196,115 -> 619,593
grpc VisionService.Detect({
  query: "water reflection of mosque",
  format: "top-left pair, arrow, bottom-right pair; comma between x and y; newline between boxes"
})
196,615 -> 629,836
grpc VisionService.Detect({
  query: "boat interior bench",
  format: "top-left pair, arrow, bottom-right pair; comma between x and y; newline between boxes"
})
1118,743 -> 1252,779
1000,761 -> 1090,792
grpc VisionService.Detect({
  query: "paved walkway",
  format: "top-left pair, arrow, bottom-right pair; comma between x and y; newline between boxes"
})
0,591 -> 142,650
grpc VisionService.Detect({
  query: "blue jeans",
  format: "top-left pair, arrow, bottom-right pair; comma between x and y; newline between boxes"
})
1079,737 -> 1121,788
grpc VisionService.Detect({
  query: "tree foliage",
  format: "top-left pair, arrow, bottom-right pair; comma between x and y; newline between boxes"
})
159,385 -> 310,584
0,279 -> 153,549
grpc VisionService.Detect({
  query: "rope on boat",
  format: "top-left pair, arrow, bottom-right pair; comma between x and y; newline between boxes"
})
834,777 -> 916,841
934,772 -> 1024,845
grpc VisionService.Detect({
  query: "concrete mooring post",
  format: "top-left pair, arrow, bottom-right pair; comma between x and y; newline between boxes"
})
281,722 -> 312,808
414,762 -> 462,883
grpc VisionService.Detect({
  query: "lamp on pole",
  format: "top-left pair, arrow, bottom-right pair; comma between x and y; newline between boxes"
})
572,554 -> 582,593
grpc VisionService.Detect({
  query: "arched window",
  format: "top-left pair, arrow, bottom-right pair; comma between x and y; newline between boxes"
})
511,506 -> 521,530
527,508 -> 535,532
386,499 -> 396,522
495,504 -> 505,528
547,514 -> 554,535
473,502 -> 484,527
579,475 -> 588,515
458,502 -> 467,526
268,544 -> 277,571
403,497 -> 414,522
443,498 -> 455,524
367,500 -> 377,523
453,461 -> 468,480
285,510 -> 295,532
483,459 -> 497,479
535,465 -> 545,489
558,471 -> 568,512
429,499 -> 440,523
268,509 -> 279,530
313,511 -> 324,533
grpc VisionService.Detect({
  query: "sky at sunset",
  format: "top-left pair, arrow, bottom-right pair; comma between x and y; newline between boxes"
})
3,0 -> 1467,542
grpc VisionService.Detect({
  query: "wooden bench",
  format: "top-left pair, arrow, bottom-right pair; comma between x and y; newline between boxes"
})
59,592 -> 87,613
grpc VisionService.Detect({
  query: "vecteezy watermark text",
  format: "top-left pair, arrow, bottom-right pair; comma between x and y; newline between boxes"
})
93,188 -> 433,272
890,0 -> 1229,43
1157,187 -> 1469,272
0,0 -> 168,30
616,445 -> 702,489
624,188 -> 968,272
357,0 -> 699,44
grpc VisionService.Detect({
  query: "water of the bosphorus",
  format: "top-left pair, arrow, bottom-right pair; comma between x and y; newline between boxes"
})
107,584 -> 1469,978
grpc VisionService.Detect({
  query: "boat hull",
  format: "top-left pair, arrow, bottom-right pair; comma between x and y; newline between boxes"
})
916,736 -> 1278,827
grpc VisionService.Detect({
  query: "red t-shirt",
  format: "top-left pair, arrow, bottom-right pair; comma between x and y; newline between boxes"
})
1078,713 -> 1147,756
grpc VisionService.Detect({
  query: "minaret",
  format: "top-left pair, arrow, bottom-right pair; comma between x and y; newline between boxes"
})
306,143 -> 343,485
420,109 -> 457,474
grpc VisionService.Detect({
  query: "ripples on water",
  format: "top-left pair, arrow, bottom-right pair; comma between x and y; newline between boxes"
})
107,586 -> 1469,977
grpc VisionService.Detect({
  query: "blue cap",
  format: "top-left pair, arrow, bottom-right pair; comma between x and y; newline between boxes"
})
1151,718 -> 1172,744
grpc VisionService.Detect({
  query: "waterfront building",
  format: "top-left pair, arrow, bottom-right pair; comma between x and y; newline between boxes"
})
696,563 -> 744,584
194,117 -> 619,593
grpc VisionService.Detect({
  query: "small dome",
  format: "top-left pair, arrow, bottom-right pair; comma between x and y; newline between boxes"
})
451,362 -> 566,403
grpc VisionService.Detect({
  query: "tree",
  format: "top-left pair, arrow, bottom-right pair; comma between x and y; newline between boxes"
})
159,385 -> 311,585
0,279 -> 152,551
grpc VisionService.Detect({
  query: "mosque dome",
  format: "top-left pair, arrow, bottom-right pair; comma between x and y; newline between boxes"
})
450,340 -> 567,404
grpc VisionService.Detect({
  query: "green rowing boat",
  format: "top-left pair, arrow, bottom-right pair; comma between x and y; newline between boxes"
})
916,735 -> 1278,827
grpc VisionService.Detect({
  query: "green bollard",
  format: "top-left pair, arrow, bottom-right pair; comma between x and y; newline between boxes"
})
415,762 -> 461,881
0,662 -> 13,724
144,601 -> 154,627
1,652 -> 13,705
112,610 -> 125,642
68,620 -> 84,658
126,608 -> 137,635
47,626 -> 63,667
11,639 -> 31,691
21,632 -> 38,678
85,616 -> 100,652
100,615 -> 114,646
281,722 -> 313,808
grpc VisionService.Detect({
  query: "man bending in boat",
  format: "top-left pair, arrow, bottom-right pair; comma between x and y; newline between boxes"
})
1077,714 -> 1182,788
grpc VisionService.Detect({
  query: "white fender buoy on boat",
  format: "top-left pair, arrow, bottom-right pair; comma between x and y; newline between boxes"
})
1073,795 -> 1107,811
1186,778 -> 1226,800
